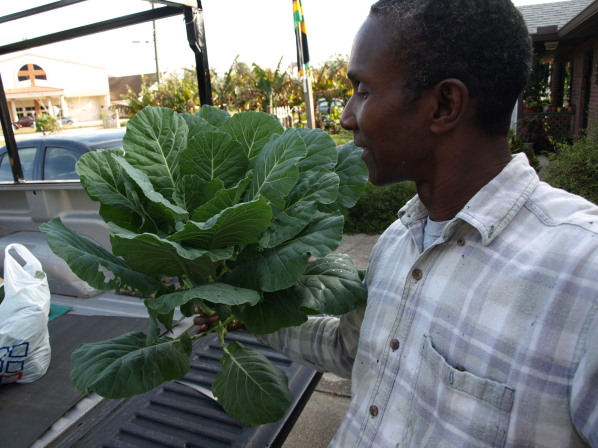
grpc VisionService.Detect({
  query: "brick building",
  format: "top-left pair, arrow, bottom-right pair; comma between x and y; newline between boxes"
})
519,0 -> 598,138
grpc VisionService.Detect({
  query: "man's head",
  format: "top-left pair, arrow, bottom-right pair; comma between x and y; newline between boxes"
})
368,0 -> 532,136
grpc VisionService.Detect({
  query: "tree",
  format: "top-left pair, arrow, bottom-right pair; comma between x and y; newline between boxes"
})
121,70 -> 199,116
310,55 -> 351,128
250,59 -> 301,112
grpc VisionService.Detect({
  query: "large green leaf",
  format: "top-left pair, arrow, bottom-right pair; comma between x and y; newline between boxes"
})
259,171 -> 339,248
180,112 -> 216,136
71,331 -> 192,398
181,130 -> 249,188
196,104 -> 231,127
334,142 -> 368,209
176,177 -> 224,215
235,290 -> 307,335
169,196 -> 272,249
220,111 -> 284,161
98,204 -> 146,233
190,174 -> 252,222
247,129 -> 306,210
230,212 -> 344,292
77,150 -> 144,215
293,254 -> 367,315
295,127 -> 338,174
113,154 -> 188,226
123,107 -> 188,201
213,342 -> 293,426
109,223 -> 232,282
40,218 -> 160,296
147,283 -> 261,316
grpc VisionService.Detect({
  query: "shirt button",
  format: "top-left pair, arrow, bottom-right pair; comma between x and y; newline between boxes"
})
369,405 -> 379,417
457,238 -> 466,246
412,268 -> 423,280
389,339 -> 400,351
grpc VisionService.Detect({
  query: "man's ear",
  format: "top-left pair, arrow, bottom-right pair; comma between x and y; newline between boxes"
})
429,79 -> 469,134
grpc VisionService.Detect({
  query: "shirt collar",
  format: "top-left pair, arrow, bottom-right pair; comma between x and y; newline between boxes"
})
398,154 -> 539,245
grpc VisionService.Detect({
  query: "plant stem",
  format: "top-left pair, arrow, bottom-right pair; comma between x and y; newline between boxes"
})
189,315 -> 235,343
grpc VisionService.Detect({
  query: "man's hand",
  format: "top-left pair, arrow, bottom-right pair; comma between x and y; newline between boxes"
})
193,308 -> 245,333
193,310 -> 219,333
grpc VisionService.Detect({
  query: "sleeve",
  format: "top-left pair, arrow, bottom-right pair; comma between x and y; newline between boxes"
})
256,306 -> 365,379
570,309 -> 598,447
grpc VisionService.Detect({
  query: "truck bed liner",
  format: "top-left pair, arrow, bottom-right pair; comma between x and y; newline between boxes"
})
0,312 -> 320,448
50,330 -> 320,448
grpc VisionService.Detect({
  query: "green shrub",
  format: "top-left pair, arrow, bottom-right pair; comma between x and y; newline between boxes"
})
35,114 -> 59,133
543,130 -> 598,205
344,181 -> 417,234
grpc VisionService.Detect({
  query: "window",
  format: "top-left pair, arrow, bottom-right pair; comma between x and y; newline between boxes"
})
43,146 -> 80,180
0,147 -> 37,181
17,64 -> 47,83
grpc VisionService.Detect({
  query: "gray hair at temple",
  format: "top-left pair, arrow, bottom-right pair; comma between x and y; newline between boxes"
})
369,0 -> 533,136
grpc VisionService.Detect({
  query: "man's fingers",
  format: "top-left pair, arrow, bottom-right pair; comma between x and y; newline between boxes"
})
193,312 -> 219,333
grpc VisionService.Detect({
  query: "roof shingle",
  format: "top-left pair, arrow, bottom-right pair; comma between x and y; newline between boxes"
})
518,0 -> 594,34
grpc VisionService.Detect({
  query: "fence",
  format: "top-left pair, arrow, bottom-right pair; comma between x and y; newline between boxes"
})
271,106 -> 294,128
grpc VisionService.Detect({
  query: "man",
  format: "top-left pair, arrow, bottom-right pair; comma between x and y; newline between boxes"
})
198,1 -> 598,446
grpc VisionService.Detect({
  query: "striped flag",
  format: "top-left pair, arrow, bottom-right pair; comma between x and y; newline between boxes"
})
293,0 -> 310,76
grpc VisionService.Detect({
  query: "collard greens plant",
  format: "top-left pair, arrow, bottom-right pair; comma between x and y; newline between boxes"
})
40,106 -> 368,426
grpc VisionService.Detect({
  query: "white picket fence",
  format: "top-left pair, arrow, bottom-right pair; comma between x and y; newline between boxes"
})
271,106 -> 294,128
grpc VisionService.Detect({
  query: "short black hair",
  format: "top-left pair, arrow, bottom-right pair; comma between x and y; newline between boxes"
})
370,0 -> 532,136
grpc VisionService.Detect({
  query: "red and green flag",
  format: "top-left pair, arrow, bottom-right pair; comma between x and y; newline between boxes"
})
293,0 -> 310,76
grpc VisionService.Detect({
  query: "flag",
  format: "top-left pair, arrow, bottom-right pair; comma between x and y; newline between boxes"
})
293,0 -> 310,77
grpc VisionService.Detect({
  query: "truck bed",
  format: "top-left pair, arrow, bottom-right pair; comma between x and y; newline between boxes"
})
0,299 -> 320,448
0,183 -> 321,448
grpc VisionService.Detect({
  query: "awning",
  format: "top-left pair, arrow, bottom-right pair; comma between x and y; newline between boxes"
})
5,85 -> 64,100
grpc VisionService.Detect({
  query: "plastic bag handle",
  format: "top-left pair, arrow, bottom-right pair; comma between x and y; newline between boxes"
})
4,243 -> 44,274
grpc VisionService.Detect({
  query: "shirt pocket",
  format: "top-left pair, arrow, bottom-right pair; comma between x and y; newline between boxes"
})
401,334 -> 515,448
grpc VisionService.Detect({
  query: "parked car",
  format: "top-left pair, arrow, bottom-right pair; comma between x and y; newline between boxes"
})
0,129 -> 125,181
318,98 -> 344,132
14,115 -> 35,128
317,98 -> 344,118
61,116 -> 76,125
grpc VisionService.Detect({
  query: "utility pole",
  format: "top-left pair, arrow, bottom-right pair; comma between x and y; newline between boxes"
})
151,3 -> 161,83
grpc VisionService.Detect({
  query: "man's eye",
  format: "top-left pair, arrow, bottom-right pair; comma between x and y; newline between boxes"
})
357,91 -> 369,98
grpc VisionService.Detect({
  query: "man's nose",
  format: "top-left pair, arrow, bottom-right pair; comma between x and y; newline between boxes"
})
340,98 -> 356,131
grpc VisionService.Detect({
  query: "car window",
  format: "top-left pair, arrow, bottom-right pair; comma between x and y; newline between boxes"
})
44,146 -> 80,180
0,147 -> 36,181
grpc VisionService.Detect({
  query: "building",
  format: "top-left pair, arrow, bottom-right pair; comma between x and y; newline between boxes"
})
519,0 -> 598,139
109,73 -> 157,118
0,53 -> 111,123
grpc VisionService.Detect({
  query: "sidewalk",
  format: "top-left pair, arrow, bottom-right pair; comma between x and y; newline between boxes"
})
283,233 -> 380,448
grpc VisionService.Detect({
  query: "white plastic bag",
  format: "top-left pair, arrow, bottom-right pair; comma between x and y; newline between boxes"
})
0,243 -> 51,384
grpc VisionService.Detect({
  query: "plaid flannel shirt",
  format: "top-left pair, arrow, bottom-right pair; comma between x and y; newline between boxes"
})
260,154 -> 598,447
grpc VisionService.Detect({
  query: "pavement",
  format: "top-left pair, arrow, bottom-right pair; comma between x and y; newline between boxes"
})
283,233 -> 380,448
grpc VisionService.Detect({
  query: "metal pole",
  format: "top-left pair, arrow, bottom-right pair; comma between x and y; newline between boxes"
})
151,3 -> 161,83
303,75 -> 315,129
0,73 -> 23,182
184,3 -> 212,106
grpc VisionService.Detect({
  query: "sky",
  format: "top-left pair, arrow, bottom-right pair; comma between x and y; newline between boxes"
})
0,0 -> 570,77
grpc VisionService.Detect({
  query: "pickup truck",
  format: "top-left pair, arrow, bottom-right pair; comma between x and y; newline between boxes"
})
0,2 -> 321,447
0,132 -> 321,448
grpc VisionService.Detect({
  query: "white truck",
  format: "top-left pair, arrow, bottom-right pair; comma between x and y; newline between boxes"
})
0,2 -> 319,447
